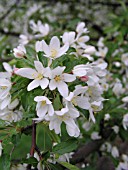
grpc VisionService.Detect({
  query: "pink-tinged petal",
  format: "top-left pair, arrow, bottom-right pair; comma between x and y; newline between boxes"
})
76,96 -> 90,109
50,36 -> 60,50
49,79 -> 57,90
16,68 -> 37,79
63,73 -> 76,82
27,79 -> 40,91
57,81 -> 68,97
39,78 -> 49,89
42,40 -> 50,56
34,61 -> 44,74
48,105 -> 54,116
57,43 -> 69,57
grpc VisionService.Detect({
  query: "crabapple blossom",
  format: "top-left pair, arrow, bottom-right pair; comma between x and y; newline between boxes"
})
45,106 -> 80,137
13,44 -> 26,58
16,61 -> 51,91
42,36 -> 69,60
49,66 -> 76,97
33,96 -> 54,122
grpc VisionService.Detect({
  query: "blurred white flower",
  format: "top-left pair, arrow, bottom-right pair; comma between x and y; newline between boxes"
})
111,146 -> 119,158
0,141 -> 3,157
91,131 -> 101,140
122,113 -> 128,130
13,44 -> 26,58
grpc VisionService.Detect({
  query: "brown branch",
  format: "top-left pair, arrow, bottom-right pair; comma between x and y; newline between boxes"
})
0,28 -> 20,37
30,120 -> 36,157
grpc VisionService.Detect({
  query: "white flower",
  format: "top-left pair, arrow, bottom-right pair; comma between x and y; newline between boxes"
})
16,61 -> 50,91
111,146 -> 119,158
0,94 -> 11,110
62,32 -> 76,45
30,20 -> 49,37
95,47 -> 108,58
13,44 -> 26,58
0,141 -> 3,157
19,34 -> 29,45
0,108 -> 22,124
45,106 -> 80,137
33,96 -> 54,122
121,53 -> 128,66
35,41 -> 43,52
49,66 -> 76,97
91,132 -> 101,140
42,36 -> 69,60
76,22 -> 88,35
122,96 -> 128,103
65,86 -> 90,110
0,78 -> 11,99
104,113 -> 111,121
112,125 -> 119,134
112,79 -> 125,97
122,113 -> 128,130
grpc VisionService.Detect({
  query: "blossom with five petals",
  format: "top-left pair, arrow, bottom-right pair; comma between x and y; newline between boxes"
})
16,61 -> 50,91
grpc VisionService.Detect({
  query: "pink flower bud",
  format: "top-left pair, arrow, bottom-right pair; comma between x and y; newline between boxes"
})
80,76 -> 89,82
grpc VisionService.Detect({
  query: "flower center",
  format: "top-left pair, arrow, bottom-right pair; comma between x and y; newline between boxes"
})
91,105 -> 99,111
71,97 -> 77,106
54,75 -> 61,82
41,100 -> 46,106
36,73 -> 43,80
0,86 -> 7,90
78,37 -> 84,42
51,49 -> 58,58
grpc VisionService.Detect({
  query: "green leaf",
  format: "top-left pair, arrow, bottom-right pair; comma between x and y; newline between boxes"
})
38,51 -> 48,67
36,123 -> 53,152
21,157 -> 38,167
53,94 -> 62,110
58,161 -> 80,170
53,138 -> 78,155
0,154 -> 11,170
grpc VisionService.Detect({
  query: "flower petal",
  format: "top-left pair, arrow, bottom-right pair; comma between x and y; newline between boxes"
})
57,43 -> 69,57
57,81 -> 68,97
49,79 -> 57,90
48,104 -> 54,116
34,61 -> 44,74
63,73 -> 76,82
16,68 -> 37,79
27,79 -> 40,91
50,36 -> 60,50
39,78 -> 49,89
42,40 -> 50,56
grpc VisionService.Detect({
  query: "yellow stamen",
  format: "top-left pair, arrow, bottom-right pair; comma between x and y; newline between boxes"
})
41,100 -> 46,106
54,75 -> 61,82
1,86 -> 7,90
51,49 -> 58,58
